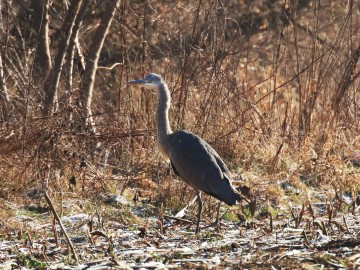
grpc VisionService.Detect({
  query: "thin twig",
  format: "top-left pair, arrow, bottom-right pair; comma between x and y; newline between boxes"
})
98,62 -> 123,70
51,214 -> 59,246
44,191 -> 79,264
343,215 -> 352,236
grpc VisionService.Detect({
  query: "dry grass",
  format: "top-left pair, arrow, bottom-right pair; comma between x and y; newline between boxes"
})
0,0 -> 359,221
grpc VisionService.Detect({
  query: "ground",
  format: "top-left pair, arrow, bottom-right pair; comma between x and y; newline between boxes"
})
0,187 -> 359,270
1,1 -> 360,269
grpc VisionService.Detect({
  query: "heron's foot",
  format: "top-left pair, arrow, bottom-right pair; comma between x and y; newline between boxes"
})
203,219 -> 226,231
184,222 -> 200,234
193,219 -> 226,234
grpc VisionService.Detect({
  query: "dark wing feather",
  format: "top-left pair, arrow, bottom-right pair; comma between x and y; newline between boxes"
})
170,161 -> 180,176
167,131 -> 240,205
203,141 -> 231,178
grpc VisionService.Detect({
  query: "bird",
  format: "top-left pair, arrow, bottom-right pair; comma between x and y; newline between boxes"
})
128,73 -> 241,234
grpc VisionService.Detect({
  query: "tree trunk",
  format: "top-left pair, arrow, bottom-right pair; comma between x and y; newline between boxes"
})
68,0 -> 89,77
32,0 -> 52,76
0,0 -> 10,121
0,54 -> 10,121
65,0 -> 89,115
42,0 -> 83,116
80,0 -> 120,127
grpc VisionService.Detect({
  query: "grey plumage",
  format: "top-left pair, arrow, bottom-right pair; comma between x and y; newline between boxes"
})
128,73 -> 241,233
167,130 -> 240,206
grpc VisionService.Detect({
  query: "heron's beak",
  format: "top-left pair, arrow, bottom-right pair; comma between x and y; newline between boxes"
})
128,78 -> 157,90
127,78 -> 148,85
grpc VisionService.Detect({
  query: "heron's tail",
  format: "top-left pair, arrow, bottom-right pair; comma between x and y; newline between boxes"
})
221,188 -> 241,206
207,175 -> 242,206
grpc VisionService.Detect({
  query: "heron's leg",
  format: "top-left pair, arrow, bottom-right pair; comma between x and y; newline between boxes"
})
214,201 -> 221,226
195,191 -> 202,234
202,201 -> 231,232
203,201 -> 222,229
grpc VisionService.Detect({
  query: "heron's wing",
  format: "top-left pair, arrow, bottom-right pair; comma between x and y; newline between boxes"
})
202,140 -> 231,177
170,161 -> 180,176
167,131 -> 239,205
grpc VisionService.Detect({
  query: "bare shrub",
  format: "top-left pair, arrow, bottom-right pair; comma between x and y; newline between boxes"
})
0,0 -> 358,213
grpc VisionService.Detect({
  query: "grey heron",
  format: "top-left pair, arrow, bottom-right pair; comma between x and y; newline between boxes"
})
128,73 -> 241,234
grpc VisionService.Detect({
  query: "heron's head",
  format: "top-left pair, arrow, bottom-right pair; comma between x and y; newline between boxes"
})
127,73 -> 163,90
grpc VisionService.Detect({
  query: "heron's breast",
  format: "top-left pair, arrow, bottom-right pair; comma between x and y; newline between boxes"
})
157,138 -> 170,161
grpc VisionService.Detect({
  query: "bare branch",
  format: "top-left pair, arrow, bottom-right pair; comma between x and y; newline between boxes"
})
42,0 -> 83,115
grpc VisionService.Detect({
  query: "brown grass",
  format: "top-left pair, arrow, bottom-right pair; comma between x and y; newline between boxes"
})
0,0 -> 359,219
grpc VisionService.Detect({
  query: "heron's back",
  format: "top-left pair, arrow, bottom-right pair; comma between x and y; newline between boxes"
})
165,131 -> 240,205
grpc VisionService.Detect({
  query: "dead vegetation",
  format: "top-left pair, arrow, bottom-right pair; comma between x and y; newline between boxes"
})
0,0 -> 359,268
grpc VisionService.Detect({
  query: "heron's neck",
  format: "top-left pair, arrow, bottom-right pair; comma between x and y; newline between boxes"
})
157,82 -> 172,144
